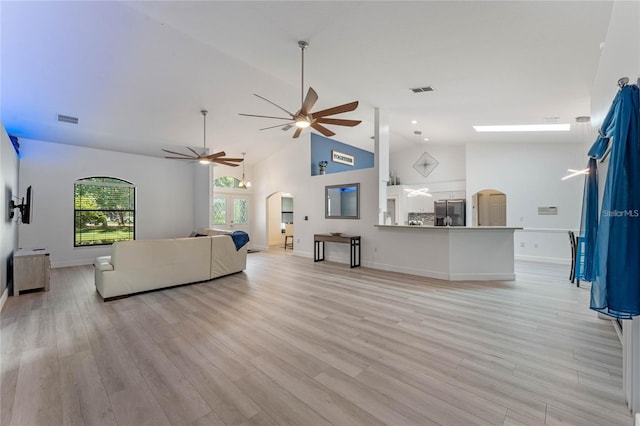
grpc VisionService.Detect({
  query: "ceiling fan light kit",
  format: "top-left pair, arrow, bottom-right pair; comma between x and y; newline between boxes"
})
239,41 -> 362,138
162,109 -> 243,167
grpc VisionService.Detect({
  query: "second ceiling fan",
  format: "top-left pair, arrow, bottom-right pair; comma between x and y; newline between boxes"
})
162,110 -> 243,166
239,41 -> 361,139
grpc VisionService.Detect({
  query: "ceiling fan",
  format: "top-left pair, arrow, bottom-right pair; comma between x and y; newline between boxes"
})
162,110 -> 243,166
239,41 -> 361,139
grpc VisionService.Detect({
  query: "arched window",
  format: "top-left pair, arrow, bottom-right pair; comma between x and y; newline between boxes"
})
74,177 -> 135,247
214,176 -> 242,188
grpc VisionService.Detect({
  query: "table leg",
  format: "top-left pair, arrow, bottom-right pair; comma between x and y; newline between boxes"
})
314,241 -> 324,262
350,238 -> 361,268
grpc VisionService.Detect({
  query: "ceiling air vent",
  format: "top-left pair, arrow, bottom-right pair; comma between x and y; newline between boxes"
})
57,114 -> 79,124
410,86 -> 434,93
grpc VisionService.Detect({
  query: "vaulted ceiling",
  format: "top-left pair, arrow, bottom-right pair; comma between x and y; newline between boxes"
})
1,1 -> 613,165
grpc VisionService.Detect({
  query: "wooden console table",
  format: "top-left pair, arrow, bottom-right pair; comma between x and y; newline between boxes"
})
14,248 -> 50,296
314,234 -> 361,268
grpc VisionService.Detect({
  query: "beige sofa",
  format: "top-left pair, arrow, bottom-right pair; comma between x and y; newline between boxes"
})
94,234 -> 247,300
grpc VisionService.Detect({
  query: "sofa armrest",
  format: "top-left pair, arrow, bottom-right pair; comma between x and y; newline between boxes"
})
94,256 -> 114,271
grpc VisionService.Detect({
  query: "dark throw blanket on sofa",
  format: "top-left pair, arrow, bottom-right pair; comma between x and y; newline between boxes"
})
230,230 -> 250,250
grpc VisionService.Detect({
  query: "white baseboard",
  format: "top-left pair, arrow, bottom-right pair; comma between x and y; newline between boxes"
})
289,252 -> 514,282
365,261 -> 451,281
51,259 -> 94,268
515,254 -> 570,265
610,316 -> 623,345
449,272 -> 516,281
0,286 -> 9,312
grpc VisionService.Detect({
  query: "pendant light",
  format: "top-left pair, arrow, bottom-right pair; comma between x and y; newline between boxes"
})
239,152 -> 251,188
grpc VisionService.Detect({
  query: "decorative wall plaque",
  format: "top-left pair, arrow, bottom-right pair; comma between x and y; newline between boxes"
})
413,152 -> 439,178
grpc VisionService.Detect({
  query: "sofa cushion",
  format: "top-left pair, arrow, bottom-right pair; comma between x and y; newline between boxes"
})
174,237 -> 212,284
211,235 -> 247,278
111,239 -> 175,293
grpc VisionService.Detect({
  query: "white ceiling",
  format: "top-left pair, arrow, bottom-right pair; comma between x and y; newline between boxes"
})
1,1 -> 612,165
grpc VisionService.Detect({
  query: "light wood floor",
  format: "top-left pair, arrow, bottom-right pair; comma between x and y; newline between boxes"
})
1,251 -> 632,426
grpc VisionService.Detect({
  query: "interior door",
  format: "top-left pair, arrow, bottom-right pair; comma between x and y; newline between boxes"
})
212,193 -> 250,232
489,194 -> 507,226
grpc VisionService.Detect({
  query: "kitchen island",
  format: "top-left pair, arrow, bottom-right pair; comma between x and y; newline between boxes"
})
373,225 -> 521,281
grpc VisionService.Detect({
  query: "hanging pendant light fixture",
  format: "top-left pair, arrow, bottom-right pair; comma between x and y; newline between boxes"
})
239,152 -> 251,188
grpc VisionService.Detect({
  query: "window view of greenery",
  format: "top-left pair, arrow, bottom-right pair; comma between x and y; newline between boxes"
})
74,177 -> 135,247
212,198 -> 226,225
214,176 -> 241,188
234,199 -> 248,224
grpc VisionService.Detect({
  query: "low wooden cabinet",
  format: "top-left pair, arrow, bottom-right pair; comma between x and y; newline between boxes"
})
14,249 -> 50,296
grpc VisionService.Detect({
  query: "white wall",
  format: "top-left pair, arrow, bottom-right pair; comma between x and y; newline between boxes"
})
251,135 -> 379,264
390,144 -> 466,185
1,124 -> 19,298
466,142 -> 585,263
251,139 -> 310,251
18,139 -> 196,267
193,164 -> 210,230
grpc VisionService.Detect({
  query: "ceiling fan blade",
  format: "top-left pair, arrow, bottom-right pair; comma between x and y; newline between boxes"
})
315,118 -> 362,127
216,157 -> 243,162
259,122 -> 295,131
186,147 -> 203,157
292,127 -> 303,138
162,149 -> 194,157
212,160 -> 241,167
310,122 -> 336,137
300,87 -> 318,115
253,93 -> 296,118
311,101 -> 359,119
205,151 -> 226,159
239,113 -> 293,121
164,156 -> 196,160
282,124 -> 293,131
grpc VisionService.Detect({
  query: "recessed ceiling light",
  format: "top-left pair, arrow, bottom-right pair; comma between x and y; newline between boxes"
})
423,138 -> 429,142
473,124 -> 570,132
411,120 -> 417,124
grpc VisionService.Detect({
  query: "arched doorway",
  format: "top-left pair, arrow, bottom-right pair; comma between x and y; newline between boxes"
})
472,189 -> 507,226
266,192 -> 294,249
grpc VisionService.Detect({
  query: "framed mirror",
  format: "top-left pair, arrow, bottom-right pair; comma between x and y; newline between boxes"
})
325,183 -> 360,219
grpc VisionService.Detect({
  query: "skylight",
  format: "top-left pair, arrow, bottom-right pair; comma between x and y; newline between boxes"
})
473,124 -> 570,132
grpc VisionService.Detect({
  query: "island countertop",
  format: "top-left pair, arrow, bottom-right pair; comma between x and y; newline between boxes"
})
375,225 -> 523,230
370,224 -> 520,281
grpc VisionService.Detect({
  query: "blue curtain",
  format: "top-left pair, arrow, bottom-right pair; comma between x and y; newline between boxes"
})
578,158 -> 598,281
587,84 -> 640,319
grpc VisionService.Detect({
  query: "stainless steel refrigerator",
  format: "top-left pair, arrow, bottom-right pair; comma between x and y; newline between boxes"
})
434,199 -> 466,226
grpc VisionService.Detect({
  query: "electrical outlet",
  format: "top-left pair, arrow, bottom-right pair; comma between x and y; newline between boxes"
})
520,242 -> 525,248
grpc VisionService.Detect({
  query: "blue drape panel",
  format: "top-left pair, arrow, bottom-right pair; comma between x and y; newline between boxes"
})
578,158 -> 598,281
588,84 -> 640,319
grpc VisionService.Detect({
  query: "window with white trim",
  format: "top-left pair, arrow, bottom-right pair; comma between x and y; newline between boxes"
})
74,177 -> 135,247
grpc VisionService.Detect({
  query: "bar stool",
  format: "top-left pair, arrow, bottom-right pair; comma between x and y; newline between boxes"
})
284,223 -> 294,250
568,231 -> 580,287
